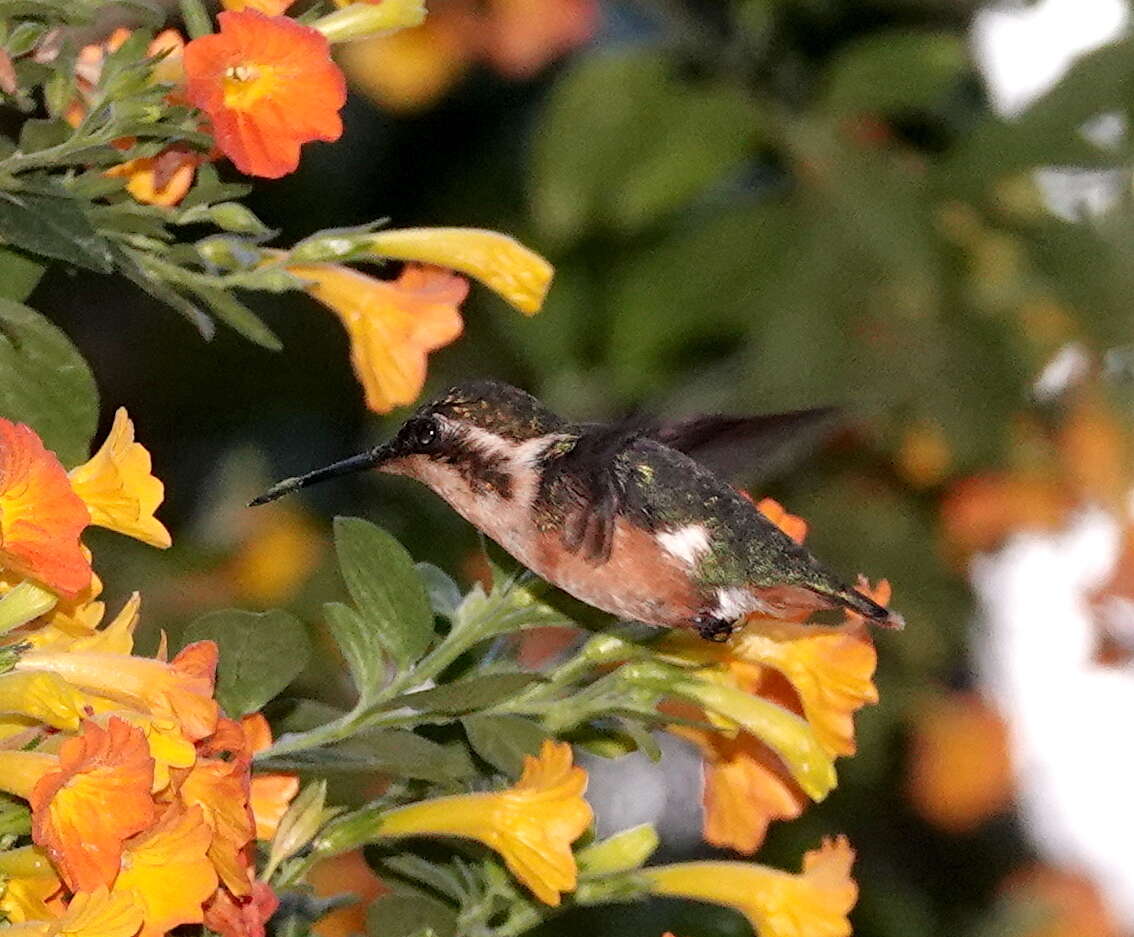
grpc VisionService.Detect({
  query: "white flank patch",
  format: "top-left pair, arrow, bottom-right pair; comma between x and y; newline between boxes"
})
657,524 -> 712,566
714,586 -> 755,621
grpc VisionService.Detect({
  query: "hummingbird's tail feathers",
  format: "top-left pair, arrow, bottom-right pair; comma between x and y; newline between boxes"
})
838,588 -> 905,630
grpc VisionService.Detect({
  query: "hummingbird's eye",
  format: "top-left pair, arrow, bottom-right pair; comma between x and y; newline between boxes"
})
413,419 -> 439,450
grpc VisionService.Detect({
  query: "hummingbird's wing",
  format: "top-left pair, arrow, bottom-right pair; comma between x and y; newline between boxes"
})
542,423 -> 644,565
649,407 -> 840,482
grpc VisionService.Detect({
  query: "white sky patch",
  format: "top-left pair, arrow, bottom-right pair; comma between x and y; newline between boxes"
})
972,0 -> 1129,220
973,510 -> 1134,927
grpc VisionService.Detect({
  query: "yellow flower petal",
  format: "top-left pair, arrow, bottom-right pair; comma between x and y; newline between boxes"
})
69,408 -> 171,549
0,848 -> 63,924
645,837 -> 858,937
372,740 -> 592,905
60,887 -> 144,937
0,671 -> 91,732
730,619 -> 879,758
0,750 -> 58,799
289,262 -> 466,413
113,805 -> 218,937
364,227 -> 553,314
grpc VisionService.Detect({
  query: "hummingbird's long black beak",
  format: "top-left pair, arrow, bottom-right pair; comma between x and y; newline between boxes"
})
248,441 -> 398,507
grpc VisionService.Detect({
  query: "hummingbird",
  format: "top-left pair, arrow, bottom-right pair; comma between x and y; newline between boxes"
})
251,380 -> 903,640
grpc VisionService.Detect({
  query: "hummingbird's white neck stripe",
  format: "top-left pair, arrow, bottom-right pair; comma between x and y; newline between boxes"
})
657,524 -> 712,566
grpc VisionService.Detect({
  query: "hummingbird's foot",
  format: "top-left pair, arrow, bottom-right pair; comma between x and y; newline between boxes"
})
692,613 -> 735,643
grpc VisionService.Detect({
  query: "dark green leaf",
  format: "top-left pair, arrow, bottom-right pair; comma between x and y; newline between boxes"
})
394,673 -> 541,714
0,247 -> 45,302
532,49 -> 758,241
112,245 -> 216,339
462,714 -> 550,777
182,609 -> 311,717
323,601 -> 386,703
378,855 -> 466,903
260,729 -> 474,783
0,190 -> 113,272
334,517 -> 434,669
366,893 -> 457,937
0,298 -> 97,466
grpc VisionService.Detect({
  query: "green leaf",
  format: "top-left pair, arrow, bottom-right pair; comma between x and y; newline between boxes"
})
260,729 -> 473,783
821,31 -> 968,117
0,298 -> 98,466
414,562 -> 462,618
0,190 -> 113,272
182,609 -> 311,717
531,49 -> 759,241
462,714 -> 550,777
378,855 -> 467,903
324,601 -> 386,703
366,892 -> 457,937
394,673 -> 541,714
190,285 -> 283,351
0,247 -> 45,302
334,517 -> 434,669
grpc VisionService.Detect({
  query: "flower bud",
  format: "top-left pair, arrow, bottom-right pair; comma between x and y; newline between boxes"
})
576,824 -> 659,876
313,0 -> 426,44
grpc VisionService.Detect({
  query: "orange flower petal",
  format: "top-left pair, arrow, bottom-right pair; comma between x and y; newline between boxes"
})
184,10 -> 346,178
906,691 -> 1013,834
30,717 -> 156,892
289,262 -> 467,413
204,875 -> 279,937
114,805 -> 218,937
178,756 -> 256,897
480,0 -> 599,79
755,497 -> 808,545
0,419 -> 91,597
105,151 -> 198,207
309,850 -> 387,937
221,0 -> 293,12
250,774 -> 300,841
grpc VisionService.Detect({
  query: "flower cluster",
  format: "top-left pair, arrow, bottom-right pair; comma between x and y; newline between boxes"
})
0,419 -> 297,937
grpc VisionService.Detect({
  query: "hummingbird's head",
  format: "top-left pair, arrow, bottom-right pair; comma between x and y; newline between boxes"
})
250,380 -> 566,507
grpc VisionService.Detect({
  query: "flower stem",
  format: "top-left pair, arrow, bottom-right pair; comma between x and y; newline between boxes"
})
178,0 -> 213,39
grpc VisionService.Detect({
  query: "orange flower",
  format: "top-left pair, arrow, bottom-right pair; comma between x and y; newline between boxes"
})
479,0 -> 599,79
69,408 -> 171,549
29,717 -> 156,892
0,419 -> 91,597
288,262 -> 467,413
105,149 -> 199,207
178,753 -> 256,897
113,805 -> 218,937
906,691 -> 1014,834
645,837 -> 858,937
241,713 -> 299,840
309,851 -> 387,937
755,497 -> 808,545
204,876 -> 279,937
999,863 -> 1124,937
184,10 -> 347,178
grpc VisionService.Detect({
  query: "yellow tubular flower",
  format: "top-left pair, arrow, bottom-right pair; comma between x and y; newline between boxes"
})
288,262 -> 466,413
0,847 -> 62,923
371,741 -> 592,905
2,887 -> 144,937
363,227 -> 554,314
68,408 -> 171,549
0,751 -> 58,799
644,837 -> 858,937
0,671 -> 91,732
